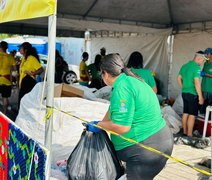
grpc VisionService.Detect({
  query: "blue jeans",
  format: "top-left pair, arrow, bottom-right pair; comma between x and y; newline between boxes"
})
79,81 -> 89,86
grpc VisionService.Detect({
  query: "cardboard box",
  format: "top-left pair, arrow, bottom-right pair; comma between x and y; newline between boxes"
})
197,117 -> 211,137
54,83 -> 84,98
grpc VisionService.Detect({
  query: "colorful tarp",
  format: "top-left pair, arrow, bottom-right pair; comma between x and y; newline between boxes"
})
0,112 -> 48,179
0,0 -> 56,23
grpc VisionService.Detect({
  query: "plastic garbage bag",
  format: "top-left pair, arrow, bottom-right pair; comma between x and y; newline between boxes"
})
67,130 -> 124,180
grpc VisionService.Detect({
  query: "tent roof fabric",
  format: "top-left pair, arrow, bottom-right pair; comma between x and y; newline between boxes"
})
1,0 -> 212,36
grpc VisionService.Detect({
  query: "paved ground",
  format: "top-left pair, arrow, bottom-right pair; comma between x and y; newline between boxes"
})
156,144 -> 211,180
0,104 -> 18,121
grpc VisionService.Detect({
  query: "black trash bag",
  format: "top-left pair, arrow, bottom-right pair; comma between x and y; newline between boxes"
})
67,130 -> 124,180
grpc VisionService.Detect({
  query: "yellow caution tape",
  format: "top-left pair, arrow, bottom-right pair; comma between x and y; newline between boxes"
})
43,107 -> 53,122
46,106 -> 212,176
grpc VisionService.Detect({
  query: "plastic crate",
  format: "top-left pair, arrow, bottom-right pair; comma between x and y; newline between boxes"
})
197,117 -> 211,137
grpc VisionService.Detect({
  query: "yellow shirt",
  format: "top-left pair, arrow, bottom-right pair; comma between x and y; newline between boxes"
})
0,52 -> 16,86
19,55 -> 42,87
79,60 -> 89,82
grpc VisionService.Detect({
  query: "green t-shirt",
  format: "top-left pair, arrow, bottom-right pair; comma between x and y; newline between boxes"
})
88,63 -> 100,80
179,60 -> 201,95
131,68 -> 156,88
201,62 -> 212,93
109,73 -> 166,151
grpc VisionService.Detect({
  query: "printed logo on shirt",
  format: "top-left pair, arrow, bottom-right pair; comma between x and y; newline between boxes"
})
119,100 -> 127,112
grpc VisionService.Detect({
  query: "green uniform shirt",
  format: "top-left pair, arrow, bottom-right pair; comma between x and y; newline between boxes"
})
131,68 -> 156,88
88,63 -> 100,80
179,60 -> 201,95
109,73 -> 165,151
201,62 -> 212,93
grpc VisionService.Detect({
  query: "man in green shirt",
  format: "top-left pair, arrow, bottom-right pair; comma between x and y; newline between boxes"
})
177,51 -> 207,137
201,48 -> 212,113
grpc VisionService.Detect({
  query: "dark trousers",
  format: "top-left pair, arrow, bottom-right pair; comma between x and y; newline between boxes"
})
18,75 -> 36,108
116,125 -> 173,180
200,92 -> 212,114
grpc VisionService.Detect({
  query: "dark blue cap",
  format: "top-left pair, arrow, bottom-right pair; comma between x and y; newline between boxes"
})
205,48 -> 212,54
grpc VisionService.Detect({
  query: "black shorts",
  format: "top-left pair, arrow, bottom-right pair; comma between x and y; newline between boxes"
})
182,93 -> 198,116
0,85 -> 12,98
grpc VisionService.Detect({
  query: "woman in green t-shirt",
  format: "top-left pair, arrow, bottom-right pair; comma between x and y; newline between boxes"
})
127,51 -> 158,93
90,54 -> 173,179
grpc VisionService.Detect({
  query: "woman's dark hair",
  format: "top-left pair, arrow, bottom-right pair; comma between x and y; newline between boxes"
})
127,51 -> 143,69
31,47 -> 40,62
55,49 -> 64,61
100,53 -> 144,81
55,49 -> 61,58
94,54 -> 102,71
20,42 -> 40,62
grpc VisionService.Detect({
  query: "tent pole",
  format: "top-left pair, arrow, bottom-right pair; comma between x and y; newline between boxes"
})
45,12 -> 57,179
84,30 -> 91,64
167,34 -> 174,97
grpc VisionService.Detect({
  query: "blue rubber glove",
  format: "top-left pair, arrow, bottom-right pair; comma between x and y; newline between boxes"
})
200,71 -> 206,77
86,121 -> 101,133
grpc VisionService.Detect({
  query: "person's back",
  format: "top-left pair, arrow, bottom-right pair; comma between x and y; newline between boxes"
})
0,52 -> 15,85
127,51 -> 157,93
95,53 -> 173,179
55,50 -> 68,83
179,60 -> 200,95
0,41 -> 16,115
131,68 -> 156,89
110,73 -> 165,150
88,63 -> 100,80
177,51 -> 206,137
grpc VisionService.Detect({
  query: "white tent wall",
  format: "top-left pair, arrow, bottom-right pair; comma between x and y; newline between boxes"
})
90,33 -> 170,96
169,32 -> 212,99
57,37 -> 84,66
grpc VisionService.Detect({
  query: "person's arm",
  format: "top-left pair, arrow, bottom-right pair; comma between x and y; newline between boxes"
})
205,73 -> 212,78
24,67 -> 44,77
148,71 -> 157,93
98,118 -> 130,135
177,75 -> 182,88
98,110 -> 131,134
102,111 -> 110,122
152,86 -> 157,94
194,78 -> 204,105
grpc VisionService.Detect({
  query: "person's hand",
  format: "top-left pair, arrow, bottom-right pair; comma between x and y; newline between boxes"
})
24,70 -> 32,75
86,121 -> 101,133
200,71 -> 206,77
199,96 -> 204,105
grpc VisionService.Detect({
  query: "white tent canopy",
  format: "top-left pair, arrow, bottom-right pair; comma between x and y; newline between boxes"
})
1,0 -> 212,36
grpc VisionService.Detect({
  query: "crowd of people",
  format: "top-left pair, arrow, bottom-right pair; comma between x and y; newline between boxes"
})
0,41 -> 44,115
0,39 -> 212,179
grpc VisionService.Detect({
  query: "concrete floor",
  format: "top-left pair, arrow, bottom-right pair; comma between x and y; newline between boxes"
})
156,144 -> 211,180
